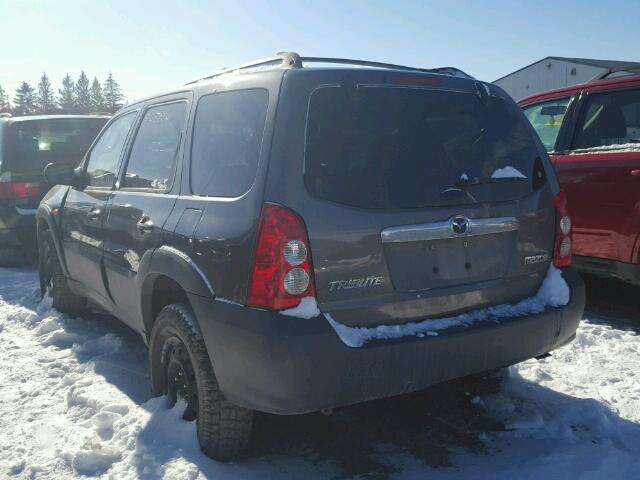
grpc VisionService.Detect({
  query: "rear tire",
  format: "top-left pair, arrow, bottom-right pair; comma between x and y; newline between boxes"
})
39,230 -> 86,314
150,303 -> 253,461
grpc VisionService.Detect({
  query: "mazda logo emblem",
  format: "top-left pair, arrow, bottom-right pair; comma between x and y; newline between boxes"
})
451,215 -> 470,235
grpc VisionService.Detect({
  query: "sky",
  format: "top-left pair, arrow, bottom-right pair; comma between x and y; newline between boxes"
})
1,0 -> 639,103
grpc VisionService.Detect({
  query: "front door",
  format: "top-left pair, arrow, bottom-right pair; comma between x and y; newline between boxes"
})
103,99 -> 189,328
553,87 -> 640,262
62,111 -> 138,301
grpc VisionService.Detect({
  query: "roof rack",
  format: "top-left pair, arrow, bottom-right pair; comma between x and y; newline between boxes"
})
185,51 -> 473,85
590,62 -> 640,81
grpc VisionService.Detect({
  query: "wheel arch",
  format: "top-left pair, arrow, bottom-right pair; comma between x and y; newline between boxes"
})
36,204 -> 69,278
140,245 -> 215,340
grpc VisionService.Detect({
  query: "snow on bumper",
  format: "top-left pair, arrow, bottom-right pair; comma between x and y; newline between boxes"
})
326,266 -> 570,347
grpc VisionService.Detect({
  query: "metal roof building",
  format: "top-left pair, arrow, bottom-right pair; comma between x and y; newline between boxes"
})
493,56 -> 638,100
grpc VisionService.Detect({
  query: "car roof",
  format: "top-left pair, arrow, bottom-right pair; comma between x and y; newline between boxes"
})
121,52 -> 477,110
518,74 -> 640,106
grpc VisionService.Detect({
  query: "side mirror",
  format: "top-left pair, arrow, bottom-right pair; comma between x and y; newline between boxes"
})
43,163 -> 77,186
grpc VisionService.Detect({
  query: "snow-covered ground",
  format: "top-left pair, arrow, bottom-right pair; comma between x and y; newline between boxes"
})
0,268 -> 638,479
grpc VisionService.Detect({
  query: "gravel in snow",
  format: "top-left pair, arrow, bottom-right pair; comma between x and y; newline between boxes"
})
0,268 -> 638,479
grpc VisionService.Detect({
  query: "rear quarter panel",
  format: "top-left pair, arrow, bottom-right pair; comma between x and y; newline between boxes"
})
165,70 -> 285,303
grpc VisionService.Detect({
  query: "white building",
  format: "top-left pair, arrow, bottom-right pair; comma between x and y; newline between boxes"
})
494,56 -> 638,101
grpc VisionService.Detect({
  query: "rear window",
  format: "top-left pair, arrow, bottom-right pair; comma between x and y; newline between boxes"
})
4,117 -> 107,176
305,85 -> 541,209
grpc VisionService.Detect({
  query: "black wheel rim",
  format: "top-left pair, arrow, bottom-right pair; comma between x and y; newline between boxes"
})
164,337 -> 199,421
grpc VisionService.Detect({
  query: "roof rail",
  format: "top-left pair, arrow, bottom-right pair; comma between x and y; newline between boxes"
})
590,62 -> 640,81
185,51 -> 473,85
185,52 -> 302,85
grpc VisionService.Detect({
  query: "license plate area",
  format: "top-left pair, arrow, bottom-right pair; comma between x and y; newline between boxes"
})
383,233 -> 514,292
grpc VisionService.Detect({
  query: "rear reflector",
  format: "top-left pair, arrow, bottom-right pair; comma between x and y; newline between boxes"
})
553,191 -> 572,267
247,203 -> 316,310
0,181 -> 39,199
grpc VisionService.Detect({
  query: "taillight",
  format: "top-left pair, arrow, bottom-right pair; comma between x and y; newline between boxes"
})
553,191 -> 572,267
0,181 -> 39,199
247,203 -> 316,310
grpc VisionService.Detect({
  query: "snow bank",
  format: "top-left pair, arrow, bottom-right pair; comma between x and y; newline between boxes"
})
491,166 -> 527,179
326,266 -> 569,347
474,321 -> 640,479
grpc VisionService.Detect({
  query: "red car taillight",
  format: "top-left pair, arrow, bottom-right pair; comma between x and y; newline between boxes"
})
247,203 -> 316,310
0,181 -> 39,199
553,191 -> 572,267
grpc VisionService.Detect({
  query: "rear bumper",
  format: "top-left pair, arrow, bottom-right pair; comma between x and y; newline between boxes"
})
190,268 -> 585,415
573,255 -> 640,285
0,206 -> 37,250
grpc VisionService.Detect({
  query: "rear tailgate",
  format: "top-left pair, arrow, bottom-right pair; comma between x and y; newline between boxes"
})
268,70 -> 557,328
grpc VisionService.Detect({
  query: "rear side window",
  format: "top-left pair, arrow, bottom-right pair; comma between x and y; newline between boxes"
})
4,118 -> 107,177
86,112 -> 136,188
305,85 -> 540,210
122,102 -> 188,191
573,89 -> 640,150
522,98 -> 569,151
190,89 -> 269,197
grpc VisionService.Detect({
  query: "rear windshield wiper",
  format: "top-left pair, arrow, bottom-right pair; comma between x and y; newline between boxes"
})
455,176 -> 527,189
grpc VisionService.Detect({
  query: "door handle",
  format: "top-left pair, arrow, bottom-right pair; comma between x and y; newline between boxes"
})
631,169 -> 640,177
86,208 -> 101,221
137,216 -> 154,234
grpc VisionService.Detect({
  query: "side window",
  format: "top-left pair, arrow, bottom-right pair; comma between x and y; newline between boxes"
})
122,102 -> 188,191
86,112 -> 136,188
573,89 -> 640,150
190,89 -> 269,197
522,98 -> 569,152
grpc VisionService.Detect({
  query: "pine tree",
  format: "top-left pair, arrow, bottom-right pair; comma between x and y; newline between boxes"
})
0,85 -> 10,113
36,73 -> 56,114
13,82 -> 36,116
75,71 -> 91,113
58,74 -> 76,113
89,77 -> 105,112
103,72 -> 124,114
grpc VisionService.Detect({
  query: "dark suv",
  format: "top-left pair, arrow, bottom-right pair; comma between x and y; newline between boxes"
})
37,53 -> 585,460
0,114 -> 108,263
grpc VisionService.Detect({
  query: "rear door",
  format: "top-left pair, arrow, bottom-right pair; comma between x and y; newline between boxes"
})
102,97 -> 189,327
62,112 -> 137,301
553,87 -> 640,262
271,73 -> 558,328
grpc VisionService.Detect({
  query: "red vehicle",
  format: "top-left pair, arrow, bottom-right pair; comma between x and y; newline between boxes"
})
518,66 -> 640,284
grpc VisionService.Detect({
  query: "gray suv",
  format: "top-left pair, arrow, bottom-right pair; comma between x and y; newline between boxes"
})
36,53 -> 585,460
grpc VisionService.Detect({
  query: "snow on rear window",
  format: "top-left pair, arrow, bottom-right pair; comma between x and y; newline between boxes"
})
491,166 -> 527,179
